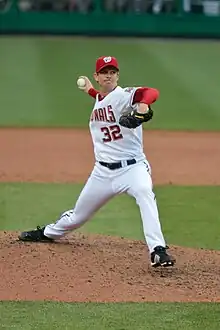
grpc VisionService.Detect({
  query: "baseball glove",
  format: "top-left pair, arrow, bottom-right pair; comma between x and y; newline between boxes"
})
119,106 -> 153,129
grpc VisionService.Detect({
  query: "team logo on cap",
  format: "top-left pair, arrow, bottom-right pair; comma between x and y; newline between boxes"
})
103,57 -> 112,63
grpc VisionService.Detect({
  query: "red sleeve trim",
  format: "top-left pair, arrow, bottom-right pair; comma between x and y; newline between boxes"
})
132,87 -> 159,105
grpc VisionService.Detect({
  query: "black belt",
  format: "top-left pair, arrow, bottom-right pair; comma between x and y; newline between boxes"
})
99,159 -> 136,170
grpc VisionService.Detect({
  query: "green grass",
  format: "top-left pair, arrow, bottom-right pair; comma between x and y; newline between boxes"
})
0,182 -> 220,250
0,301 -> 220,330
0,36 -> 220,130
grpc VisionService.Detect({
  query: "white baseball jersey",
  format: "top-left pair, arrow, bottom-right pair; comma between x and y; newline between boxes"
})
89,86 -> 146,163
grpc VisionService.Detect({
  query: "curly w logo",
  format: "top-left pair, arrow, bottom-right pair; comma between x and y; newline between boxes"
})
103,57 -> 112,63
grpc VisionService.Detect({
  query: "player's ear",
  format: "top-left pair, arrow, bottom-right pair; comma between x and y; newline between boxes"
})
93,72 -> 99,83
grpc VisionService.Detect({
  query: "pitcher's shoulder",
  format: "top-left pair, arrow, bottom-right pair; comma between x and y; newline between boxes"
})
114,86 -> 137,96
117,86 -> 136,92
123,87 -> 137,93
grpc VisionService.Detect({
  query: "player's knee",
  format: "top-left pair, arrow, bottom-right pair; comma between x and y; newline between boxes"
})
140,182 -> 152,194
133,184 -> 152,199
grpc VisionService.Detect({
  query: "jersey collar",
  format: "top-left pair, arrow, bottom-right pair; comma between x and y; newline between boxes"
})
98,86 -> 118,101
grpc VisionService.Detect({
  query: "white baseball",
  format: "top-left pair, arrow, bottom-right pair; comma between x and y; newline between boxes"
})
77,78 -> 86,88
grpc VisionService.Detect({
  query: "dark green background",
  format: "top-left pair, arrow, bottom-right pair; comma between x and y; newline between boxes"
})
1,0 -> 220,38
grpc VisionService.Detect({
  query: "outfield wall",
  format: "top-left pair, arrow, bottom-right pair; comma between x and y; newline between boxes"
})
1,0 -> 220,38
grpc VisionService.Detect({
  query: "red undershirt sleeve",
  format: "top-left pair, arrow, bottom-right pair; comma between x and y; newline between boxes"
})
132,87 -> 159,105
88,88 -> 99,99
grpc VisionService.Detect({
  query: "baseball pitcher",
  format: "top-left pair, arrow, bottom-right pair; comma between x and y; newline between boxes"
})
19,56 -> 176,268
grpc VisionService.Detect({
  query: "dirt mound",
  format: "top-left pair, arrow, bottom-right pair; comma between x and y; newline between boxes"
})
0,232 -> 219,302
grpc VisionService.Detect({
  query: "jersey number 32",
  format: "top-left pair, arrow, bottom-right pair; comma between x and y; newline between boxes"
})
101,125 -> 123,143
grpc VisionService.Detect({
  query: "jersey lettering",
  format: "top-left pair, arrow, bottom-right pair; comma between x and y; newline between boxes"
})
106,105 -> 116,122
90,109 -> 99,121
90,105 -> 116,123
98,108 -> 105,122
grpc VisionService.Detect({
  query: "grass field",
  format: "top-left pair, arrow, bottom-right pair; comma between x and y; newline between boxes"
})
1,36 -> 220,329
0,37 -> 220,130
0,183 -> 220,249
1,301 -> 220,330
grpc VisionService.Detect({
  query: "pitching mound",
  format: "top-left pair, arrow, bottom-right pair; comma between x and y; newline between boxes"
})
1,231 -> 219,303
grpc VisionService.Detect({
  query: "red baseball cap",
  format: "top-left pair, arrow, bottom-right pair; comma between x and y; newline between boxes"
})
96,56 -> 119,73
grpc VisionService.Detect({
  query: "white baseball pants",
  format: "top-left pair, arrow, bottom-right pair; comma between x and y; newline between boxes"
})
44,160 -> 166,253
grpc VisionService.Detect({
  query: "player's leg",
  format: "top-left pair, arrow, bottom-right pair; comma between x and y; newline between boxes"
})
18,168 -> 115,242
125,162 -> 175,267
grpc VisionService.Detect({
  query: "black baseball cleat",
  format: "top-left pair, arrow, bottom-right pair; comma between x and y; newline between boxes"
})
18,226 -> 54,242
151,245 -> 175,268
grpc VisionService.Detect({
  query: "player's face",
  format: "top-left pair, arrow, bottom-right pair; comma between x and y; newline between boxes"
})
94,66 -> 119,92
